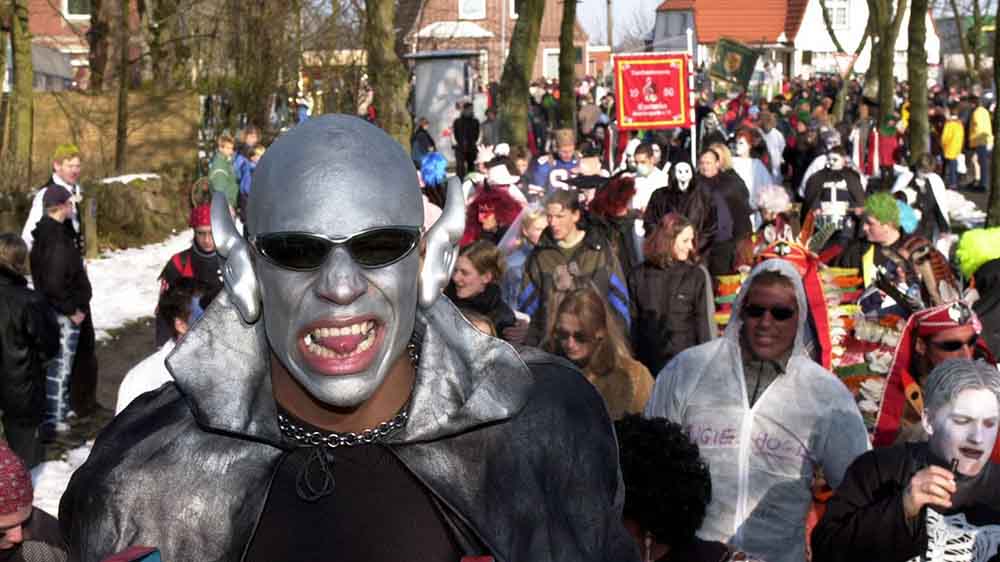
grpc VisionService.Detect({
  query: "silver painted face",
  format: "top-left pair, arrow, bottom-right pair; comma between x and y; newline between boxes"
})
674,162 -> 693,190
248,116 -> 424,408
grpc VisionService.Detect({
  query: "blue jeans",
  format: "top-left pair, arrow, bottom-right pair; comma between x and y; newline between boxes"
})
44,314 -> 79,429
976,145 -> 991,189
944,158 -> 959,188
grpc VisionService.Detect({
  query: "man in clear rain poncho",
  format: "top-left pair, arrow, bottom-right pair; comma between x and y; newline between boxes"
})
645,258 -> 870,562
59,115 -> 637,562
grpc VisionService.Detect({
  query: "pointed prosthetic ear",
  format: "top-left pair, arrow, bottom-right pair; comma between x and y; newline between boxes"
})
419,176 -> 466,309
211,191 -> 261,323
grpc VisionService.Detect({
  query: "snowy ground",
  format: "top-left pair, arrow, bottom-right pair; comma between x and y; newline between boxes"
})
31,231 -> 191,515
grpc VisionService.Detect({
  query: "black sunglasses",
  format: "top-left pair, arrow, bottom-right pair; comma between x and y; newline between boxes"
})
555,329 -> 594,345
931,334 -> 979,352
249,227 -> 422,271
744,304 -> 797,322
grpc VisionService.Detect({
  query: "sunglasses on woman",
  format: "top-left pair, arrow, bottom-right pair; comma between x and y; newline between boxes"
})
249,226 -> 422,271
555,329 -> 594,345
930,334 -> 979,352
744,304 -> 797,322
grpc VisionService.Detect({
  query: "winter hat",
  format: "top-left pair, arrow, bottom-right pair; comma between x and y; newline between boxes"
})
189,204 -> 212,228
955,227 -> 1000,279
864,192 -> 900,227
0,443 -> 32,515
420,152 -> 448,188
42,185 -> 72,208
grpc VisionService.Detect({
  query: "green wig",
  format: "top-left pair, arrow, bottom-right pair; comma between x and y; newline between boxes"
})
864,192 -> 900,227
956,227 -> 1000,279
52,143 -> 81,163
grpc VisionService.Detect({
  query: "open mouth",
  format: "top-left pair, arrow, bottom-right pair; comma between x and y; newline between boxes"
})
298,317 -> 384,375
959,447 -> 985,460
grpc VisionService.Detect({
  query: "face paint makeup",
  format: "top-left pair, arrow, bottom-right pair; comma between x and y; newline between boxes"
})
926,388 -> 1000,477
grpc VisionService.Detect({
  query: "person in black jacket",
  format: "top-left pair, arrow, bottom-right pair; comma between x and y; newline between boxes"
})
445,241 -> 517,339
28,186 -> 94,439
452,103 -> 480,178
697,148 -> 753,275
0,234 -> 58,467
628,213 -> 713,376
812,359 -> 1000,562
643,161 -> 718,263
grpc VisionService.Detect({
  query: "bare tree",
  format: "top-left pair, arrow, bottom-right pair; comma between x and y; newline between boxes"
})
498,0 -> 546,147
819,0 -> 871,122
9,0 -> 33,182
988,0 -> 1000,226
868,0 -> 908,128
365,0 -> 411,148
908,0 -> 930,163
558,0 -> 577,128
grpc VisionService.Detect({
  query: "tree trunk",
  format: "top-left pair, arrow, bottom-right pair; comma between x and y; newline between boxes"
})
0,3 -> 9,156
907,0 -> 929,163
88,0 -> 111,90
498,0 -> 546,147
115,0 -> 129,173
868,0 -> 907,129
557,0 -> 576,129
9,0 -> 32,182
948,0 -> 975,87
365,0 -> 411,149
987,0 -> 1000,226
833,23 -> 870,123
972,0 -> 983,84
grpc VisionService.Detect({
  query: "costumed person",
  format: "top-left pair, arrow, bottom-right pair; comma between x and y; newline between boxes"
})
798,127 -> 846,199
116,280 -> 205,415
459,172 -> 524,247
616,414 -> 761,562
444,241 -> 517,340
800,145 -> 866,266
645,259 -> 870,562
859,192 -> 960,308
528,128 -> 579,197
848,99 -> 879,181
734,185 -> 797,271
154,203 -> 224,346
643,161 -> 718,262
957,227 -> 1000,354
731,129 -> 774,229
544,288 -> 652,420
60,115 -> 638,562
813,359 -> 1000,562
892,153 -> 951,242
0,234 -> 58,468
516,188 -> 632,346
873,302 -> 998,453
631,143 -> 671,217
0,442 -> 67,561
628,213 -> 714,377
588,175 -> 643,275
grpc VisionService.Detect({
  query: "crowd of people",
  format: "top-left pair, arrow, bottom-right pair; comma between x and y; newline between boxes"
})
0,69 -> 999,561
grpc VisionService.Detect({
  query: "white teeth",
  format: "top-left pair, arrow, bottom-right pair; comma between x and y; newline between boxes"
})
305,321 -> 378,359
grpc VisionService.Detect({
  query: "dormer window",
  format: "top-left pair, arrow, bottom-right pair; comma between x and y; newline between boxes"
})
459,0 -> 486,20
64,0 -> 91,20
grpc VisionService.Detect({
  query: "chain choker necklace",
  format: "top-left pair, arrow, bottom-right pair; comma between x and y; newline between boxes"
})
277,343 -> 419,449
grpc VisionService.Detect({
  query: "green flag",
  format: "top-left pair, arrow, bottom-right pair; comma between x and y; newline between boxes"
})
709,38 -> 761,90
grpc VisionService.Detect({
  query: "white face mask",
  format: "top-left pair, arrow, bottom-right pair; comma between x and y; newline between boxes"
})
828,154 -> 845,171
674,163 -> 693,190
925,388 -> 1000,477
736,138 -> 751,158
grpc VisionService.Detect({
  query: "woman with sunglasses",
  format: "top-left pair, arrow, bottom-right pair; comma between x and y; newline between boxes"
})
628,213 -> 714,377
444,241 -> 517,340
544,288 -> 652,420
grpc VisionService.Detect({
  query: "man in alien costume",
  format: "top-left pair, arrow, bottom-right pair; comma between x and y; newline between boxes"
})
60,116 -> 637,562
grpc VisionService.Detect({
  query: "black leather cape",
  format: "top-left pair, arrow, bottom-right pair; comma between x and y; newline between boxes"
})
59,292 -> 638,562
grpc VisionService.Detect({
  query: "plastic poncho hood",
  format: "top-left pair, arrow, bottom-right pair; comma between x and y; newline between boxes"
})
646,259 -> 869,562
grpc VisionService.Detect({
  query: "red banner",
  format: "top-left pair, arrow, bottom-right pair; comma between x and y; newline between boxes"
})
613,53 -> 691,130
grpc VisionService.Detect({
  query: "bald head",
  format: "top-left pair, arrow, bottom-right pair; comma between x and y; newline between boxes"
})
248,115 -> 423,237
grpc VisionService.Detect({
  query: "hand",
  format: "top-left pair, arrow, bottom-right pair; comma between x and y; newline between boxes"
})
70,310 -> 87,326
903,465 -> 956,519
502,320 -> 529,344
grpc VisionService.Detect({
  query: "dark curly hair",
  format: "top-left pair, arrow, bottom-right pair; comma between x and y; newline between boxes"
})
615,414 -> 712,548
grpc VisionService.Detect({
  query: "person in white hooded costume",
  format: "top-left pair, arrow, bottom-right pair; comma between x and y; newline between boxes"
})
645,258 -> 869,562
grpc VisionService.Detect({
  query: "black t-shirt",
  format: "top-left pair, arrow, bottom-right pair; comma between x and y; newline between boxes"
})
244,444 -> 463,562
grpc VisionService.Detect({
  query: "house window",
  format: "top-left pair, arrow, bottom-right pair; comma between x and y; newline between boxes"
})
458,0 -> 486,20
64,0 -> 91,19
510,0 -> 518,19
824,0 -> 849,29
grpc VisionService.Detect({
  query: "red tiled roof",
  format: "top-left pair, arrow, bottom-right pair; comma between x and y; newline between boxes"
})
657,0 -> 809,44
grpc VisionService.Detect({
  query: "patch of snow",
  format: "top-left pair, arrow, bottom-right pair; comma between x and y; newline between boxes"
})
31,443 -> 92,517
86,232 -> 191,341
100,173 -> 160,185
